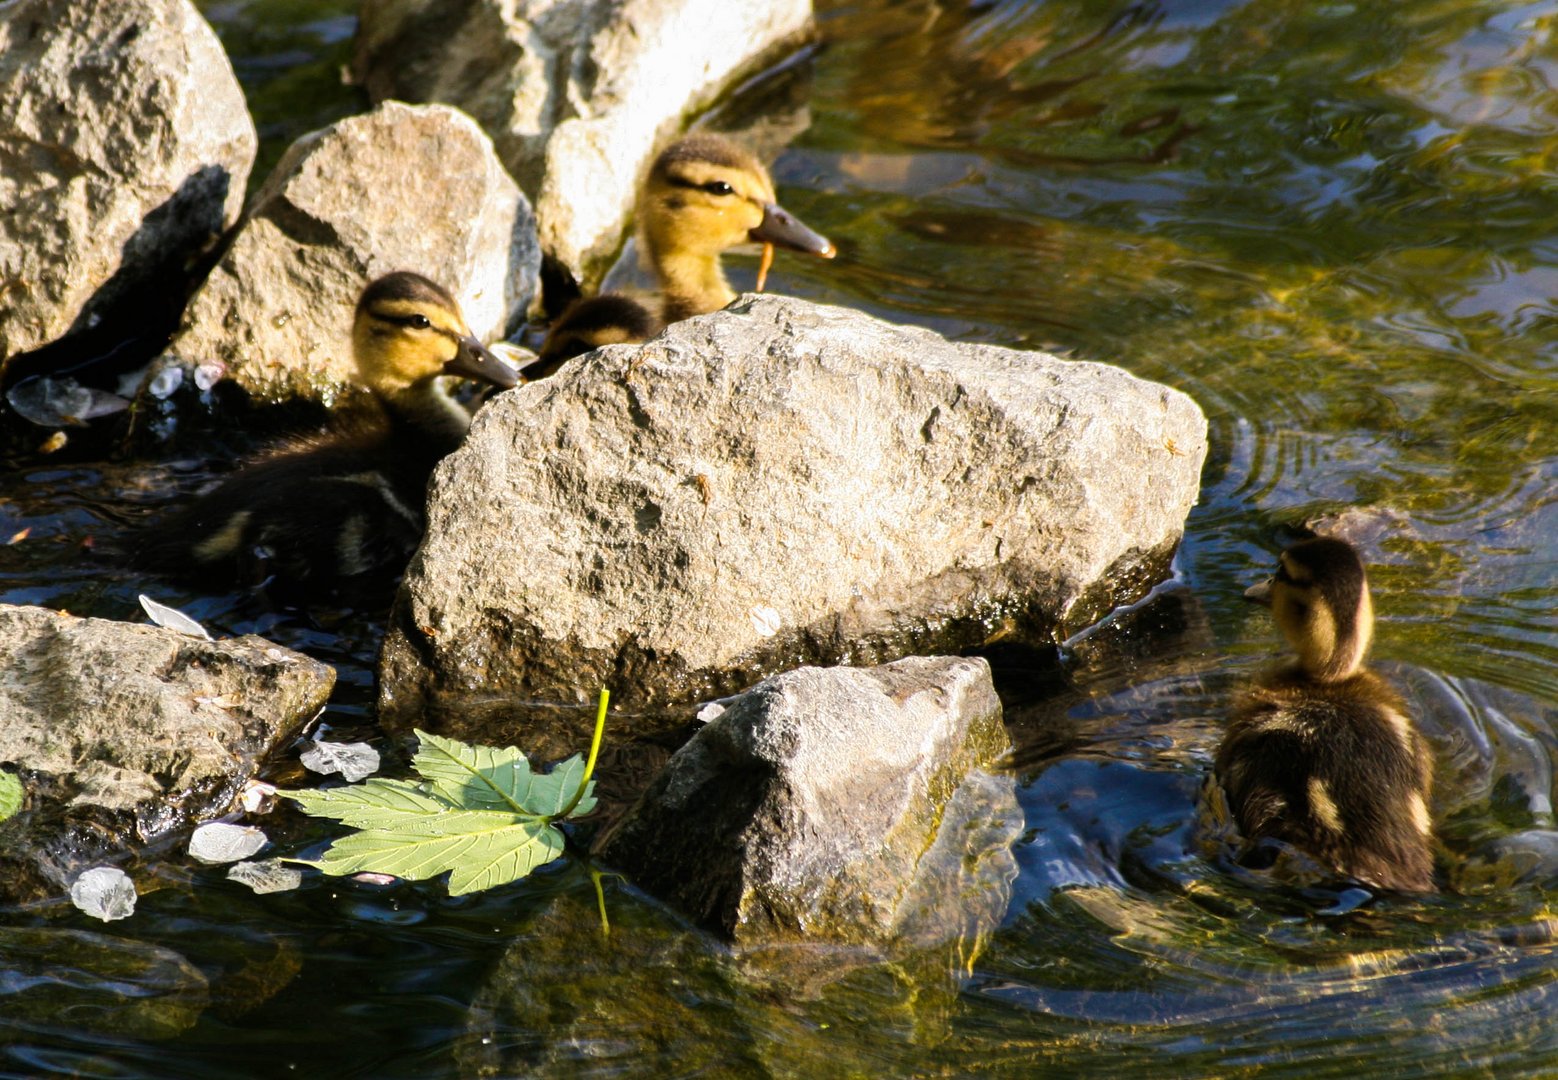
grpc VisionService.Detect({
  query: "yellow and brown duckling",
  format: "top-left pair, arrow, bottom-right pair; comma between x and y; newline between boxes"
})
1213,536 -> 1436,892
531,132 -> 835,376
136,271 -> 517,595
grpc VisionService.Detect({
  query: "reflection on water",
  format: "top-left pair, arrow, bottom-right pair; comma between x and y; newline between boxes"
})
2,0 -> 1557,1075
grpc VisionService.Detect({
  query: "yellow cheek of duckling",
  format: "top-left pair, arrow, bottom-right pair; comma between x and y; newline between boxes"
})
378,330 -> 457,384
1274,585 -> 1337,667
692,199 -> 763,248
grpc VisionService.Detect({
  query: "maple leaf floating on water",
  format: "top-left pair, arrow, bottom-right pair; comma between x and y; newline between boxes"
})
279,707 -> 605,897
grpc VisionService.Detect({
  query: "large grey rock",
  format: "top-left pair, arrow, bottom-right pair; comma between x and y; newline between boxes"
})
378,294 -> 1208,729
0,604 -> 335,901
0,0 -> 255,372
164,101 -> 540,402
596,656 -> 1015,944
354,0 -> 813,288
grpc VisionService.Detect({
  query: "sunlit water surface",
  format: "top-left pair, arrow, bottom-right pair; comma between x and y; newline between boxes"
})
2,0 -> 1557,1076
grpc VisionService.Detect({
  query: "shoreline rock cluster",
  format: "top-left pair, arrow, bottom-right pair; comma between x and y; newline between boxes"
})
0,604 -> 333,903
0,0 -> 1212,953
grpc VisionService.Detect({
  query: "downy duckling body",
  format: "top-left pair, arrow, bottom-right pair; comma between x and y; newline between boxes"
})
1213,537 -> 1436,892
532,132 -> 835,376
136,271 -> 517,595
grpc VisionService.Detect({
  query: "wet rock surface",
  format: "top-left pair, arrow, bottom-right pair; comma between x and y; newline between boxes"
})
354,0 -> 814,288
0,0 -> 255,373
164,101 -> 541,402
379,294 -> 1208,731
0,604 -> 334,902
596,655 -> 1015,945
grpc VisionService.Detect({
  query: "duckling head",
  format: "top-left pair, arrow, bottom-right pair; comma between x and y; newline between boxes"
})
351,271 -> 518,398
1247,537 -> 1375,682
638,133 -> 835,317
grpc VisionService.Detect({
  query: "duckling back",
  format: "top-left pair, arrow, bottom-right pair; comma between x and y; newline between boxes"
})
1213,537 -> 1435,892
134,418 -> 437,595
528,294 -> 661,380
1216,670 -> 1435,891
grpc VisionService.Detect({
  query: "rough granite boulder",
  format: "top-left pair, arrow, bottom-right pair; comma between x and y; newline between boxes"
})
0,0 -> 255,373
595,656 -> 1016,944
163,101 -> 541,402
0,604 -> 335,902
378,294 -> 1208,732
353,0 -> 813,289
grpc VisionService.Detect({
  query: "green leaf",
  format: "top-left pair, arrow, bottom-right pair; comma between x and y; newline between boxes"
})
0,771 -> 21,822
277,778 -> 457,829
412,731 -> 596,819
412,730 -> 540,814
278,721 -> 605,895
310,817 -> 564,896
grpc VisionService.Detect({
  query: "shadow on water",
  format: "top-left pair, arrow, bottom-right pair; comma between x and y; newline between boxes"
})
2,0 -> 1557,1075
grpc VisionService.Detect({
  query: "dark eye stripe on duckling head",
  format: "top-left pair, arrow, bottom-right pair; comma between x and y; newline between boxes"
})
366,297 -> 466,339
662,165 -> 764,203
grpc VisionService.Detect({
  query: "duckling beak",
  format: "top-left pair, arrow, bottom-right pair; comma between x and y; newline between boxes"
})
1244,577 -> 1274,606
750,204 -> 836,258
445,334 -> 519,390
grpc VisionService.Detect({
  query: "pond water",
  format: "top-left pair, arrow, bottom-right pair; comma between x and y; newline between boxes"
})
4,0 -> 1558,1075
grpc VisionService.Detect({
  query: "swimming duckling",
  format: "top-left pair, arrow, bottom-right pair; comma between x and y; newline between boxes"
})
136,271 -> 517,596
1213,536 -> 1436,892
531,132 -> 835,376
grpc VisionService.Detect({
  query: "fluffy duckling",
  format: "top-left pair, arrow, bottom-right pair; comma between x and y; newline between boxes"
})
1213,537 -> 1436,892
531,132 -> 835,376
136,271 -> 517,595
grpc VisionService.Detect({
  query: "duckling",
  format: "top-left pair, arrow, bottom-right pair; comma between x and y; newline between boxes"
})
135,271 -> 517,596
531,132 -> 835,376
1212,536 -> 1436,892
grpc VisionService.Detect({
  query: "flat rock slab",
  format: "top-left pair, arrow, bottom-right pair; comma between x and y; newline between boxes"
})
379,294 -> 1207,731
597,656 -> 1014,944
0,0 -> 255,371
164,101 -> 541,402
0,604 -> 334,902
354,0 -> 813,288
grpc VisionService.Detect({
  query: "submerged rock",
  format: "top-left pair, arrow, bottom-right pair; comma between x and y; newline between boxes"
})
459,880 -> 979,1077
353,0 -> 814,289
0,604 -> 334,902
596,656 -> 1015,945
164,101 -> 540,402
0,927 -> 209,1039
0,0 -> 255,373
379,294 -> 1207,731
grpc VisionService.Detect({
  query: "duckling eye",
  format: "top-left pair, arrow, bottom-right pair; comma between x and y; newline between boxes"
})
702,180 -> 735,196
409,314 -> 432,330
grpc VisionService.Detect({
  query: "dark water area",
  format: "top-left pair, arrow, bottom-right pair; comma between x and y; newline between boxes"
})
4,0 -> 1558,1076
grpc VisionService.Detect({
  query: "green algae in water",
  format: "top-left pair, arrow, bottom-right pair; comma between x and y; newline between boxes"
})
0,771 -> 21,822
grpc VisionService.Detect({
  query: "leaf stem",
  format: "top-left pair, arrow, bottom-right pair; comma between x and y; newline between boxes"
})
589,863 -> 611,937
557,688 -> 608,820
